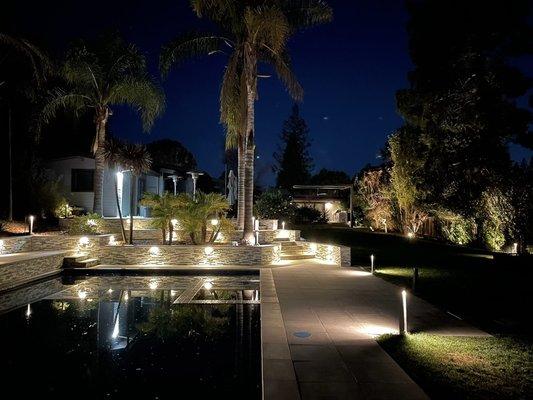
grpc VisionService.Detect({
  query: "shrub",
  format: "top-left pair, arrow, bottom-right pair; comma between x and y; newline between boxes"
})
254,189 -> 296,221
435,208 -> 476,245
476,188 -> 514,251
66,213 -> 102,235
292,206 -> 327,224
54,198 -> 73,219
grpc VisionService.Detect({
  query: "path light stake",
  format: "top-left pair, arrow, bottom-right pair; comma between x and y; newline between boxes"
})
412,267 -> 419,292
28,215 -> 35,235
399,289 -> 408,335
370,254 -> 375,273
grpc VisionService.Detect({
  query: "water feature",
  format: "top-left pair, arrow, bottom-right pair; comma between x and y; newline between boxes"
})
0,274 -> 261,399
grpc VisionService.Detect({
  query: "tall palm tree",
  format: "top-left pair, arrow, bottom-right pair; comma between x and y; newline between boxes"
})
160,0 -> 332,243
41,33 -> 165,216
102,137 -> 127,243
1,33 -> 51,221
120,143 -> 152,244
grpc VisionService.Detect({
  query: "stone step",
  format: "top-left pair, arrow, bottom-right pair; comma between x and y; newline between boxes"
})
281,247 -> 307,255
78,258 -> 99,268
273,237 -> 291,242
279,241 -> 298,247
281,254 -> 316,260
62,253 -> 89,268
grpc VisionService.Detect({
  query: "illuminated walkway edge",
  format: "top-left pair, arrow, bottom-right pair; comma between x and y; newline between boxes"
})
260,260 -> 488,400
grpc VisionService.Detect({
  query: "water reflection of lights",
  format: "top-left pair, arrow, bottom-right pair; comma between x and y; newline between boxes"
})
108,288 -> 113,293
170,290 -> 177,297
124,292 -> 129,301
111,315 -> 120,339
25,304 -> 32,318
149,280 -> 159,290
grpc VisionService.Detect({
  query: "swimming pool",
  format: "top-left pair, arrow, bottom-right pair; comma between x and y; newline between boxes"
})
0,274 -> 261,399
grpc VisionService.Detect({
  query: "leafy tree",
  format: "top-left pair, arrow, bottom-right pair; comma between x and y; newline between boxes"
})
254,189 -> 295,221
274,104 -> 313,189
396,0 -> 532,214
120,143 -> 152,244
146,139 -> 197,174
388,127 -> 428,234
160,0 -> 332,243
310,168 -> 351,185
40,33 -> 165,216
356,168 -> 395,232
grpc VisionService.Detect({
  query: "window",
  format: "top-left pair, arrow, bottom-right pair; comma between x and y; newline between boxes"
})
71,169 -> 94,192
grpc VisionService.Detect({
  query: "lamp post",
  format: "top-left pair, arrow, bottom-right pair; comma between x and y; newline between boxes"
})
28,215 -> 35,235
168,174 -> 180,196
187,171 -> 204,200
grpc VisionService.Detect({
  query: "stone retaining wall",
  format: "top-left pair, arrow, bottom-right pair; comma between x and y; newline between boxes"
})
94,244 -> 278,266
0,234 -> 113,255
0,253 -> 65,291
0,236 -> 32,254
301,242 -> 351,266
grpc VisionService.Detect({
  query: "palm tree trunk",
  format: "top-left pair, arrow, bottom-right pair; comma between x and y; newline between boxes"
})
114,177 -> 127,243
237,139 -> 245,230
242,44 -> 256,244
93,109 -> 109,216
129,174 -> 136,245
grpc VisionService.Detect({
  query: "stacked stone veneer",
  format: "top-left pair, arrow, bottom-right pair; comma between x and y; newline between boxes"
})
94,244 -> 279,266
0,234 -> 112,255
0,252 -> 65,292
301,242 -> 351,266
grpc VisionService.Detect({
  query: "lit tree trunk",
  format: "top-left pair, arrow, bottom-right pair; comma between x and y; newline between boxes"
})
93,108 -> 109,216
242,44 -> 256,244
237,138 -> 245,230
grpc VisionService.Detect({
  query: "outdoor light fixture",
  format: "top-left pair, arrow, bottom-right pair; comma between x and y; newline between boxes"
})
211,219 -> 219,226
108,288 -> 113,294
204,246 -> 214,256
400,289 -> 408,334
78,290 -> 88,300
86,219 -> 97,227
79,236 -> 90,246
28,215 -> 35,234
512,242 -> 518,254
108,235 -> 116,246
111,316 -> 120,339
149,246 -> 160,256
203,281 -> 213,290
281,221 -> 286,230
371,254 -> 375,273
325,202 -> 333,210
170,290 -> 177,297
171,219 -> 178,226
149,280 -> 159,290
310,243 -> 318,253
407,232 -> 415,239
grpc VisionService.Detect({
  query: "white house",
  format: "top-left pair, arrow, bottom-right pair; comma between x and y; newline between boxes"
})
45,156 -> 183,217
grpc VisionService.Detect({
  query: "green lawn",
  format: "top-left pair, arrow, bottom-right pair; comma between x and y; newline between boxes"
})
300,225 -> 533,399
378,333 -> 533,400
299,225 -> 533,334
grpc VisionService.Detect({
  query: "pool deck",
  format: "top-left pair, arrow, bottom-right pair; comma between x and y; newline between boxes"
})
260,260 -> 489,400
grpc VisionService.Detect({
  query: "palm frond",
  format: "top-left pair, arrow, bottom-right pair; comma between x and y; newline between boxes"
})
63,41 -> 103,92
245,6 -> 290,52
160,33 -> 229,78
0,33 -> 52,84
40,88 -> 93,125
261,46 -> 303,101
102,137 -> 125,168
120,143 -> 152,175
220,50 -> 247,146
108,75 -> 165,131
280,0 -> 333,30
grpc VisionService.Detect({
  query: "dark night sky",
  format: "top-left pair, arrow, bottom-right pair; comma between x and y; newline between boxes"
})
7,0 -> 533,186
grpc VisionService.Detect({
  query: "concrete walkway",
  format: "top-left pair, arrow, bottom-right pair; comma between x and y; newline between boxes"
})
261,260 -> 488,400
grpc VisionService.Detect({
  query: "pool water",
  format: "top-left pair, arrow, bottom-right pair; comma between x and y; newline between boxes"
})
0,275 -> 261,399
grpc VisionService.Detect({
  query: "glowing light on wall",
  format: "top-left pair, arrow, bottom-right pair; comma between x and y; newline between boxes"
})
108,288 -> 113,293
78,290 -> 88,299
310,243 -> 318,253
79,236 -> 90,246
204,246 -> 214,256
149,246 -> 160,256
149,280 -> 159,290
170,290 -> 177,297
203,281 -> 213,290
108,235 -> 116,246
86,219 -> 97,227
325,202 -> 333,210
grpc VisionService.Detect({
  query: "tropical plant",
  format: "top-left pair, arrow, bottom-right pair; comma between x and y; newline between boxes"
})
102,137 -> 127,242
160,0 -> 332,243
66,213 -> 102,235
140,192 -> 187,245
175,192 -> 232,244
120,143 -> 152,244
54,198 -> 73,219
40,33 -> 165,215
254,189 -> 295,220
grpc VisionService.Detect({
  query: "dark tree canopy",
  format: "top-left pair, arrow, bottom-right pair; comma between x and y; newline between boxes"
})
396,0 -> 533,212
274,104 -> 313,190
146,139 -> 197,174
310,168 -> 351,185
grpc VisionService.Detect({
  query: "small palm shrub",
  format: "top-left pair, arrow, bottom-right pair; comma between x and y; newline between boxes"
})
66,213 -> 102,235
